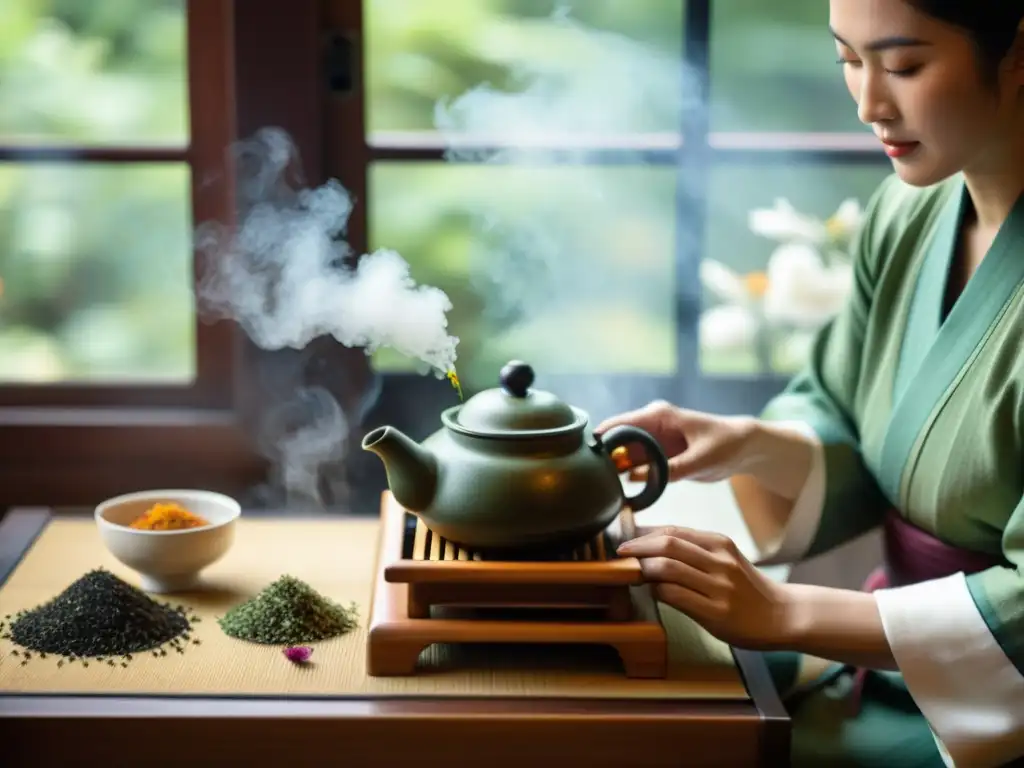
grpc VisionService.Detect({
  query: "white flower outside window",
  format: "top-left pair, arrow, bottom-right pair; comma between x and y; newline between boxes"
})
700,197 -> 864,374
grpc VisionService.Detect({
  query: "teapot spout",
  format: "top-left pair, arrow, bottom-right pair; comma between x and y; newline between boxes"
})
361,426 -> 438,513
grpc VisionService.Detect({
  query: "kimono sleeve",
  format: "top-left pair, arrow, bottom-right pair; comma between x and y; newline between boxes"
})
874,497 -> 1024,767
753,177 -> 897,564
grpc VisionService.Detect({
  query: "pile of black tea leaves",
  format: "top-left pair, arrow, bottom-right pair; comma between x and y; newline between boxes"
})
218,574 -> 358,645
1,568 -> 202,668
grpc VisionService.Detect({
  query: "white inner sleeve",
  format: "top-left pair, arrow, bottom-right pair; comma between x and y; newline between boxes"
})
750,420 -> 826,566
875,573 -> 1024,768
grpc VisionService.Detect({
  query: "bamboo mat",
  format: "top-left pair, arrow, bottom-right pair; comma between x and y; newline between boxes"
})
0,517 -> 747,700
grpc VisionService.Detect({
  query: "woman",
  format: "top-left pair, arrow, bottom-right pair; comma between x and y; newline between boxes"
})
598,2 -> 1024,766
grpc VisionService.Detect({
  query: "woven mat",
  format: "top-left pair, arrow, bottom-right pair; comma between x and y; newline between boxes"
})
0,517 -> 747,700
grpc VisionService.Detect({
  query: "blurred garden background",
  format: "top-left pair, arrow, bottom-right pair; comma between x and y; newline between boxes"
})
0,0 -> 191,382
0,0 -> 892,389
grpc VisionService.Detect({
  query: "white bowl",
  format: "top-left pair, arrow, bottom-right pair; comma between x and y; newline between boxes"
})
95,489 -> 241,594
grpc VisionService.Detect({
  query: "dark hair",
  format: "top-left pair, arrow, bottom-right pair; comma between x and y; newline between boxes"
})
908,0 -> 1024,75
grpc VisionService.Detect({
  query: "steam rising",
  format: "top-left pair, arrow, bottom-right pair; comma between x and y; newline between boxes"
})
195,128 -> 459,377
431,7 -> 695,414
194,129 -> 459,506
435,12 -> 685,157
194,6 -> 694,505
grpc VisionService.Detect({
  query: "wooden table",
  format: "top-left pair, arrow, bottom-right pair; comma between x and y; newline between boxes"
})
0,507 -> 789,768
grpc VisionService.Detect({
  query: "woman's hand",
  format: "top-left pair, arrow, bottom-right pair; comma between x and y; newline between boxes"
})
597,400 -> 817,502
596,400 -> 758,483
617,525 -> 795,650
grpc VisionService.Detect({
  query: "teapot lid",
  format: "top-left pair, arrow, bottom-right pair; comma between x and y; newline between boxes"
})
448,361 -> 583,436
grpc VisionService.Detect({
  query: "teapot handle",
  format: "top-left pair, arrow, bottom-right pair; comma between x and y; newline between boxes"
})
596,425 -> 669,512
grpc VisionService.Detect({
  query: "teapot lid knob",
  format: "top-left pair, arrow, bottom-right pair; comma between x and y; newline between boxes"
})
500,360 -> 534,398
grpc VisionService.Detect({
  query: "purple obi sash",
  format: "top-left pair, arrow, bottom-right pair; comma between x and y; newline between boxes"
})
867,507 -> 1010,589
849,508 -> 1010,712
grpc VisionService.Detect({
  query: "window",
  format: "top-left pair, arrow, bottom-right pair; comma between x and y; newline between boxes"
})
0,0 -> 236,406
330,0 -> 891,429
0,1 -> 261,506
1,1 -> 896,508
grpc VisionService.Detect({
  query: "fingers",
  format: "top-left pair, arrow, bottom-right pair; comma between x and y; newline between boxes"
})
624,525 -> 740,556
628,455 -> 695,483
628,464 -> 652,482
617,528 -> 747,628
624,524 -> 681,541
595,399 -> 672,435
617,530 -> 722,572
595,411 -> 646,436
635,556 -> 719,598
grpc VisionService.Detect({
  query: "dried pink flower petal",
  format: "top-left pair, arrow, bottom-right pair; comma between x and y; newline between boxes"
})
283,645 -> 313,663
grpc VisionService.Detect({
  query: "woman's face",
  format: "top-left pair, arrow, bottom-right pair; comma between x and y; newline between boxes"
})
829,0 -> 1022,187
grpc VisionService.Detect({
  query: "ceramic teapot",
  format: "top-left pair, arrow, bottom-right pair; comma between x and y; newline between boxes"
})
361,360 -> 669,553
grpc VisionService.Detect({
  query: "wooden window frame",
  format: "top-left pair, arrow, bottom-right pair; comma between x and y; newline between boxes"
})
0,0 -> 238,411
0,0 -> 276,507
0,0 -> 364,510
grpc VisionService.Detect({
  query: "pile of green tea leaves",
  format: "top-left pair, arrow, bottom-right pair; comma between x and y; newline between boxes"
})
217,575 -> 358,645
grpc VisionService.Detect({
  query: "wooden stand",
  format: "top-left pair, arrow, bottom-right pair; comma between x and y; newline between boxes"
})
367,492 -> 668,679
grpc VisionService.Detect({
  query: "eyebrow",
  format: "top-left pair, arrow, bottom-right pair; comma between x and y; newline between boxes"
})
830,28 -> 931,52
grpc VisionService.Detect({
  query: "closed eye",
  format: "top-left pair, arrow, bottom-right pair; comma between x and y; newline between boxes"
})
886,64 -> 922,77
836,58 -> 922,78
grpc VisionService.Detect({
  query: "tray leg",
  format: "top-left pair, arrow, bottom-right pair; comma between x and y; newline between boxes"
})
407,584 -> 431,619
613,642 -> 668,679
367,636 -> 427,676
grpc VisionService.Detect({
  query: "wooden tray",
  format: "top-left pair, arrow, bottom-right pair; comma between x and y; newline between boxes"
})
367,492 -> 668,678
384,498 -> 643,620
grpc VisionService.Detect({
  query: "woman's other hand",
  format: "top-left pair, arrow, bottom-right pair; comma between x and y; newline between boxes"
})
596,400 -> 758,484
617,525 -> 795,650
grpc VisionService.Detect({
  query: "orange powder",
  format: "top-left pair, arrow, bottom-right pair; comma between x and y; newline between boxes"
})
129,502 -> 210,531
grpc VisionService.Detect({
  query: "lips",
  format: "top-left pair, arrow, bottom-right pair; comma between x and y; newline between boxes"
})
878,137 -> 920,159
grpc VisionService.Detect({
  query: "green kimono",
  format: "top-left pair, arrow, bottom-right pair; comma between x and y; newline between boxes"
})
754,173 -> 1024,768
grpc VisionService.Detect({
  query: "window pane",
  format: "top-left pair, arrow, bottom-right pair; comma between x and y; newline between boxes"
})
700,161 -> 891,376
365,0 -> 685,138
368,162 -> 677,391
0,163 -> 195,383
710,1 -> 865,133
0,1 -> 188,146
